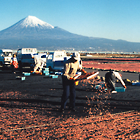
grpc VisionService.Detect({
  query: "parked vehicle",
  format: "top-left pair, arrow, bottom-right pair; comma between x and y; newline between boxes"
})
17,48 -> 37,68
0,49 -> 13,67
46,51 -> 82,71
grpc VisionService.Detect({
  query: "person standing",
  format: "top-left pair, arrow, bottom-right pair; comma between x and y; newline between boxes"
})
105,70 -> 127,93
60,52 -> 86,113
33,56 -> 45,72
10,54 -> 18,74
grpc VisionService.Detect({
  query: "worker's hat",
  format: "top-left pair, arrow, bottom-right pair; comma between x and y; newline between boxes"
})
72,52 -> 80,60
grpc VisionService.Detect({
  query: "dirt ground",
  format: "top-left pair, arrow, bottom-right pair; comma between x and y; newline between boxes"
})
0,66 -> 140,139
0,67 -> 140,115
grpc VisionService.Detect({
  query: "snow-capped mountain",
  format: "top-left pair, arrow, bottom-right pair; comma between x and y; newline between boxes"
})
19,15 -> 54,28
0,15 -> 80,40
4,15 -> 54,30
0,15 -> 140,52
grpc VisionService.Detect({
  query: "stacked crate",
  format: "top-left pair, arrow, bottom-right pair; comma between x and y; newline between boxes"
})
42,68 -> 50,76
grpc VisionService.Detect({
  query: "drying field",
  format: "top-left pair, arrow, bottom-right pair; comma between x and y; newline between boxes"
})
82,56 -> 140,73
0,55 -> 140,139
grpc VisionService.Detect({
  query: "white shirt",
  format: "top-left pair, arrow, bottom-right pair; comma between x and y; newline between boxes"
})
113,71 -> 125,86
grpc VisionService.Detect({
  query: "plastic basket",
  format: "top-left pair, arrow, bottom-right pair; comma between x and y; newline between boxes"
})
115,87 -> 125,92
23,72 -> 30,76
49,75 -> 58,78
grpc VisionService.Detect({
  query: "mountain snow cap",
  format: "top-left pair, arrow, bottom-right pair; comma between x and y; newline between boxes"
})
20,15 -> 54,28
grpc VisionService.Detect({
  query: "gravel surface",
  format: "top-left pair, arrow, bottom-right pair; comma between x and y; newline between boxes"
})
0,66 -> 140,139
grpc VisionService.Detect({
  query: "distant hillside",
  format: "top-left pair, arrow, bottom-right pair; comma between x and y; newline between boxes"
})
0,15 -> 140,52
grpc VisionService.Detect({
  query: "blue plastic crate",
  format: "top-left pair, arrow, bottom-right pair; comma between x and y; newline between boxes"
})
45,73 -> 50,76
49,75 -> 58,78
21,77 -> 26,80
95,84 -> 107,90
95,83 -> 105,89
95,85 -> 101,89
43,68 -> 49,71
16,76 -> 26,80
50,71 -> 55,74
132,82 -> 140,86
23,72 -> 31,76
55,72 -> 63,75
115,87 -> 125,92
43,70 -> 49,74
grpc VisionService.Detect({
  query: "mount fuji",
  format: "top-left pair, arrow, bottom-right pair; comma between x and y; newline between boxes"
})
0,15 -> 140,52
0,16 -> 80,39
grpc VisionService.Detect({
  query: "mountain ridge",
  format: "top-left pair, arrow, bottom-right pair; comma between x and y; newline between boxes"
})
0,15 -> 140,52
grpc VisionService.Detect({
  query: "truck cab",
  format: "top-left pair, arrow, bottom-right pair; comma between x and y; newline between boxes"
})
46,51 -> 82,71
46,51 -> 69,71
0,49 -> 13,67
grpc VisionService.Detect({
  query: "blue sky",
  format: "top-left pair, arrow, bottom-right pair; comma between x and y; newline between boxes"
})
0,0 -> 140,42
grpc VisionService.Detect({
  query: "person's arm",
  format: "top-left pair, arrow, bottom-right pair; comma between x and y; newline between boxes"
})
123,85 -> 127,89
78,60 -> 87,74
81,69 -> 87,74
114,72 -> 126,88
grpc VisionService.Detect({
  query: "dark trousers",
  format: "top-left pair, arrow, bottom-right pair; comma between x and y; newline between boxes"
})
105,72 -> 115,91
61,76 -> 76,109
11,65 -> 16,73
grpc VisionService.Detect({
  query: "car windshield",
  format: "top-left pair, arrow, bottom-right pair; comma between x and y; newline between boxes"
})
21,54 -> 33,59
41,55 -> 46,58
3,52 -> 13,56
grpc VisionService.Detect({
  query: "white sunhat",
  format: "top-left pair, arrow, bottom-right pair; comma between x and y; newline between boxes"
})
72,52 -> 80,60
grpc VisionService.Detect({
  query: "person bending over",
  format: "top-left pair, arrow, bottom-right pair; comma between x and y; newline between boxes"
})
105,70 -> 127,93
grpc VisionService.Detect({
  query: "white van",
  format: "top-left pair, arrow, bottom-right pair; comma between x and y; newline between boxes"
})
46,51 -> 82,71
0,49 -> 13,67
17,48 -> 37,67
46,51 -> 68,71
17,48 -> 37,60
